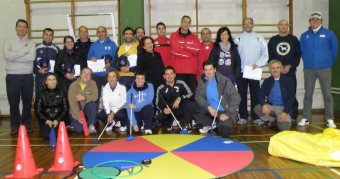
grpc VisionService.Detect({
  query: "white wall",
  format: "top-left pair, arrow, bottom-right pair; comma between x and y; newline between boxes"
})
0,0 -> 330,115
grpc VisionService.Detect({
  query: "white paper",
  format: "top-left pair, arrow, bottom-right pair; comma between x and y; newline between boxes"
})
127,54 -> 137,67
48,60 -> 55,73
242,65 -> 262,80
87,59 -> 106,73
74,64 -> 80,76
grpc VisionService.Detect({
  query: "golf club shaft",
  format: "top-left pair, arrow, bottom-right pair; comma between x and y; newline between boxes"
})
159,94 -> 183,130
212,96 -> 223,124
97,122 -> 109,141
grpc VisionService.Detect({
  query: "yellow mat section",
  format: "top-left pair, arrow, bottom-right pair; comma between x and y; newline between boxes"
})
119,151 -> 215,179
142,134 -> 204,152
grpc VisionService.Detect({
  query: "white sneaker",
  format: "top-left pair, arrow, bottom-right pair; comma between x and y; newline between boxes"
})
89,124 -> 97,134
115,121 -> 121,128
298,118 -> 309,127
120,126 -> 127,132
327,119 -> 337,128
237,119 -> 248,125
105,121 -> 116,132
172,120 -> 178,127
166,126 -> 172,131
145,129 -> 152,134
199,126 -> 211,133
253,119 -> 264,125
192,120 -> 196,127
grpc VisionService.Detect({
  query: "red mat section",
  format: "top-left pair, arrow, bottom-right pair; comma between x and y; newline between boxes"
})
91,137 -> 167,152
172,151 -> 254,176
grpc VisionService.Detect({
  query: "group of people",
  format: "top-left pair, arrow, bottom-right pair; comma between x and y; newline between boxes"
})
3,11 -> 338,138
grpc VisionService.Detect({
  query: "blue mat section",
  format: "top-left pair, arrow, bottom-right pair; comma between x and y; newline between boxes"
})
173,136 -> 251,152
83,152 -> 166,169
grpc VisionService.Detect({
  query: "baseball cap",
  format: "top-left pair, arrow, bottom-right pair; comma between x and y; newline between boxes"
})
117,55 -> 130,67
310,11 -> 322,19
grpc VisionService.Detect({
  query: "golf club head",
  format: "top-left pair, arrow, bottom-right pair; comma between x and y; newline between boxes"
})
126,134 -> 134,141
180,129 -> 188,134
94,138 -> 99,143
49,125 -> 56,148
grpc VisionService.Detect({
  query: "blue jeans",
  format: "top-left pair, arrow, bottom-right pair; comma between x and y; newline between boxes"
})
70,101 -> 97,133
6,74 -> 34,129
97,108 -> 128,127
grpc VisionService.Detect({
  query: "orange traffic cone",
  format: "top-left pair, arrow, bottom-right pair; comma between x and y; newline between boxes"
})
6,125 -> 43,178
48,121 -> 79,171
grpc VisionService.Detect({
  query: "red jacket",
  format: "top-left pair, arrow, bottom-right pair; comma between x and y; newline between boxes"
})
169,29 -> 201,74
197,41 -> 214,80
154,36 -> 171,66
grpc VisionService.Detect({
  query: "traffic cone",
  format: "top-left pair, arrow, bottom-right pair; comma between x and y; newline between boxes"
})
48,121 -> 79,171
6,125 -> 43,178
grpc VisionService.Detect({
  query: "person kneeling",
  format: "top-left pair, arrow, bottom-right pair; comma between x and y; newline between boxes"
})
97,69 -> 128,132
68,68 -> 98,134
254,60 -> 294,131
195,60 -> 241,138
126,71 -> 154,135
35,74 -> 69,139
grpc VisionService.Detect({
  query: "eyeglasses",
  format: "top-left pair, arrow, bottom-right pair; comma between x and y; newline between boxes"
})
243,22 -> 253,25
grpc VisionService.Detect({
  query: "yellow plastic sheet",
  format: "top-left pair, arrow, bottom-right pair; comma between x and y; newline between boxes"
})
268,128 -> 340,167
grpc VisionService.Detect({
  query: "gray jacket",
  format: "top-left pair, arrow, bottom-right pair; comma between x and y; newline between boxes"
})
195,71 -> 241,118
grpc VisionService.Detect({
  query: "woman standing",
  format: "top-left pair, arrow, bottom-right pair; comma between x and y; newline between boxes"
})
97,69 -> 128,132
54,36 -> 87,95
137,36 -> 165,92
34,74 -> 69,139
208,27 -> 242,88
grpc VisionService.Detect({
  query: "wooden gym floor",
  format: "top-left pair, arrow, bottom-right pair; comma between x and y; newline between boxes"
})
0,114 -> 339,179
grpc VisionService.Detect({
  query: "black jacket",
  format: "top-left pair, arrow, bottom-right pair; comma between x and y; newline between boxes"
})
34,87 -> 69,124
156,80 -> 193,113
74,38 -> 93,61
208,44 -> 242,89
137,51 -> 164,89
259,75 -> 295,115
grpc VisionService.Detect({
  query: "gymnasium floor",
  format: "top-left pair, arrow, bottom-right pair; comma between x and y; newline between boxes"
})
0,114 -> 339,179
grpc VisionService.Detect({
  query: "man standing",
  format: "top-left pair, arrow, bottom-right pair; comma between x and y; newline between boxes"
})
68,67 -> 98,134
154,22 -> 171,66
87,26 -> 117,112
114,27 -> 139,89
254,60 -> 294,131
169,15 -> 201,96
135,27 -> 145,46
197,28 -> 213,80
195,60 -> 240,138
3,19 -> 36,134
234,18 -> 268,125
74,26 -> 93,62
155,66 -> 197,132
34,28 -> 60,95
298,12 -> 338,128
268,19 -> 301,123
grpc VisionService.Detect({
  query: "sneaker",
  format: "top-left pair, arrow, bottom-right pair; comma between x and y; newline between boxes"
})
237,119 -> 248,125
141,121 -> 145,130
66,124 -> 74,129
120,126 -> 127,132
297,118 -> 309,127
166,126 -> 172,131
105,121 -> 116,132
89,124 -> 97,134
145,129 -> 152,134
184,125 -> 193,133
199,126 -> 211,134
172,120 -> 178,127
253,119 -> 264,125
263,120 -> 274,129
327,119 -> 337,128
212,122 -> 217,129
115,121 -> 121,128
192,120 -> 196,127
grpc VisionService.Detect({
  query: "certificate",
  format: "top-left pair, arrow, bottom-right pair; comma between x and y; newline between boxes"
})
74,64 -> 80,76
87,59 -> 106,73
242,65 -> 262,80
48,60 -> 55,73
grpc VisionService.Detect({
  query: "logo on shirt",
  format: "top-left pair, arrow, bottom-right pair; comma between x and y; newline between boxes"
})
276,42 -> 290,56
40,50 -> 43,53
105,46 -> 111,50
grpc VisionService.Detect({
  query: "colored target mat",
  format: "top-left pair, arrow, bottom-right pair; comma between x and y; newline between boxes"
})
82,135 -> 254,178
